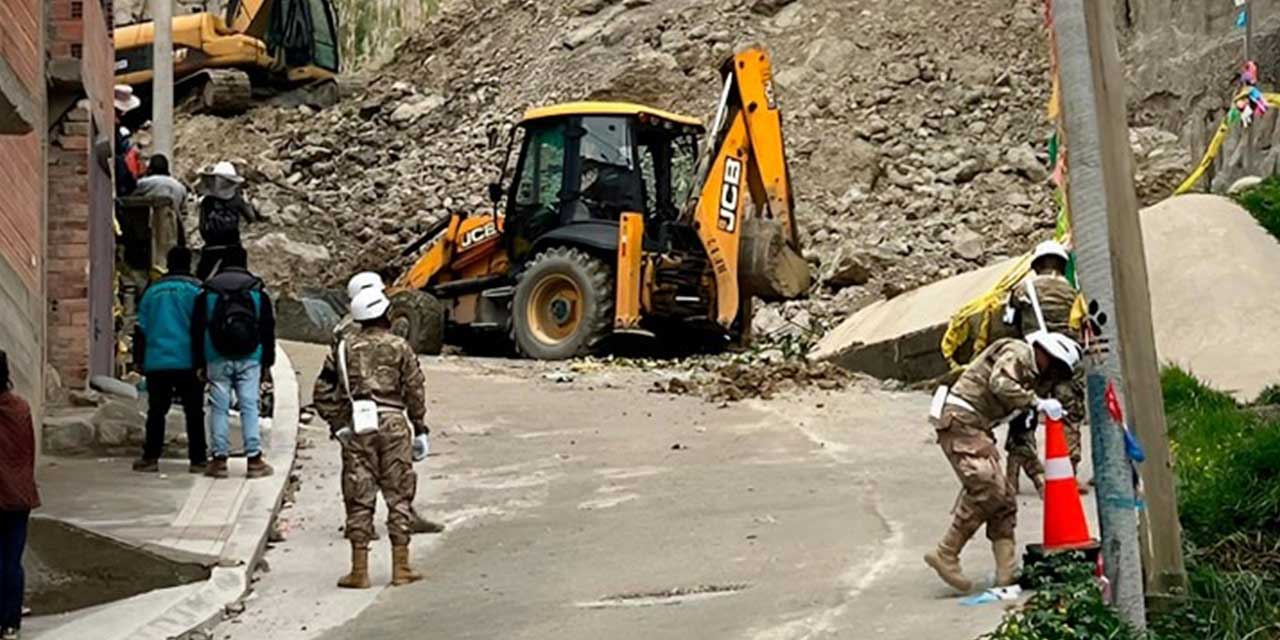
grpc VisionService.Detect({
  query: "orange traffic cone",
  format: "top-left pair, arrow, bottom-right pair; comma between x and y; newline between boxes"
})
1042,415 -> 1092,549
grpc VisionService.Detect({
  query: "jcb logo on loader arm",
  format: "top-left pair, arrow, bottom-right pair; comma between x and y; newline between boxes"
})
718,157 -> 743,233
460,223 -> 499,250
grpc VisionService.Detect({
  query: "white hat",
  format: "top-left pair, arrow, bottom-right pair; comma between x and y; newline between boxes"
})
113,85 -> 142,113
350,288 -> 391,322
347,272 -> 385,299
1031,240 -> 1070,265
206,161 -> 244,182
1026,330 -> 1082,372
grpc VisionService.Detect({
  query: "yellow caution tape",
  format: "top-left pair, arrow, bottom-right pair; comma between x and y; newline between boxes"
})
940,253 -> 1034,370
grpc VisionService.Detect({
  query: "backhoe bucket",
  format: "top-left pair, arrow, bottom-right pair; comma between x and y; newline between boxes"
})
739,217 -> 811,301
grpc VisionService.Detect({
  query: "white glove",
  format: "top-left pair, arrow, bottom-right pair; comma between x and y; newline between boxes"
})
412,433 -> 429,462
334,427 -> 354,448
1036,398 -> 1066,420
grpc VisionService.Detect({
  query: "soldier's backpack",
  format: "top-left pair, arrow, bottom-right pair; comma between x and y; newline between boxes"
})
208,285 -> 260,358
199,196 -> 242,244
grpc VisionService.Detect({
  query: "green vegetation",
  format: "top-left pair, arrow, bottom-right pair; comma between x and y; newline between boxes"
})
333,0 -> 440,70
984,368 -> 1280,640
1234,176 -> 1280,241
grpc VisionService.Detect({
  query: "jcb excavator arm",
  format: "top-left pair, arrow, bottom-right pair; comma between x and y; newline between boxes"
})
688,46 -> 810,328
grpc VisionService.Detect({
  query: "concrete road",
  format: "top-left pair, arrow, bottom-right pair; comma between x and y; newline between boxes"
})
216,342 -> 1055,639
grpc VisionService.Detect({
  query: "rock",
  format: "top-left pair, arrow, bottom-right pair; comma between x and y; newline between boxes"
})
752,305 -> 789,336
953,229 -> 985,262
388,94 -> 445,127
886,61 -> 920,85
42,414 -> 95,454
826,251 -> 873,289
772,1 -> 804,28
571,0 -> 612,13
92,399 -> 144,447
804,37 -> 856,74
247,232 -> 332,263
750,0 -> 796,16
563,21 -> 605,49
1005,144 -> 1048,182
275,293 -> 344,344
357,98 -> 384,120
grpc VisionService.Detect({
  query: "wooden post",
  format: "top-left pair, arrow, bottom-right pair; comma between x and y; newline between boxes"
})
1051,0 -> 1187,626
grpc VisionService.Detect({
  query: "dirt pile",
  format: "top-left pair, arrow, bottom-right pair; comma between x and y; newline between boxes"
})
173,0 -> 1189,319
652,357 -> 857,402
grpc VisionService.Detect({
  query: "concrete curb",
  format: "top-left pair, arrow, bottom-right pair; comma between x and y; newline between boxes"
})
34,347 -> 301,640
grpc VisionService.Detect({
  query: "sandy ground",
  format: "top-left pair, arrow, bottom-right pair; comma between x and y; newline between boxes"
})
211,342 -> 1082,640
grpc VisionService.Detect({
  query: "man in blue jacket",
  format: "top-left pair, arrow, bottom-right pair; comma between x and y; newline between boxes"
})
192,247 -> 276,479
132,247 -> 208,473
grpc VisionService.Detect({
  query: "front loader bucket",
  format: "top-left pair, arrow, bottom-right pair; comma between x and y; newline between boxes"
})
739,217 -> 812,301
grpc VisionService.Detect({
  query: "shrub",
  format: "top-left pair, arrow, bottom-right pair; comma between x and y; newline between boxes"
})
1234,175 -> 1280,241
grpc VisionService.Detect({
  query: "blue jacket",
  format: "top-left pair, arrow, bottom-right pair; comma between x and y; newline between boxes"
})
191,267 -> 276,368
134,274 -> 201,372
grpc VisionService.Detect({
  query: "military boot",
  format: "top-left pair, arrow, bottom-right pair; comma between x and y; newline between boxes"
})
337,542 -> 371,589
993,538 -> 1019,586
391,544 -> 424,586
924,522 -> 976,593
1032,473 -> 1046,499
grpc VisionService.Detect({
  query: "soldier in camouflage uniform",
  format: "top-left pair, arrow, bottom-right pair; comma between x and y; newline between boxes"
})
336,273 -> 445,535
1002,241 -> 1087,496
314,285 -> 429,589
924,332 -> 1081,593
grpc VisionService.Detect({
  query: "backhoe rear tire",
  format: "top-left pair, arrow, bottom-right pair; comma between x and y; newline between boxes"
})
512,247 -> 613,360
388,290 -> 445,355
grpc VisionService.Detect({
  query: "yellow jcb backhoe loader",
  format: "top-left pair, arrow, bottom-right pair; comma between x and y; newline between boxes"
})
114,0 -> 340,114
387,46 -> 811,359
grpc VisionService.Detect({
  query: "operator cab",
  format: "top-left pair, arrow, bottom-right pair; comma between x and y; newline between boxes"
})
499,102 -> 703,265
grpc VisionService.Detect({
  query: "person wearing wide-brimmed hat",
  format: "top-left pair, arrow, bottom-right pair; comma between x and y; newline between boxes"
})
195,161 -> 262,280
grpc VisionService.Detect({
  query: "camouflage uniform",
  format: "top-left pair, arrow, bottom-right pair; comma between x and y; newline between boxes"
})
1006,273 -> 1086,473
314,325 -> 428,546
938,338 -> 1041,542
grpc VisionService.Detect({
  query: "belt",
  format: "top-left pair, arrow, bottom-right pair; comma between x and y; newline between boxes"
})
945,394 -> 978,414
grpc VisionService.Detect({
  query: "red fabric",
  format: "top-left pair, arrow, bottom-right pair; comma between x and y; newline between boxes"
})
0,392 -> 40,511
125,147 -> 145,180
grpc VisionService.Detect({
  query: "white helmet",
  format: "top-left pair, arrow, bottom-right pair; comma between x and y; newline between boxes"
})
1026,330 -> 1082,372
1031,240 -> 1070,265
346,272 -> 385,299
350,288 -> 391,322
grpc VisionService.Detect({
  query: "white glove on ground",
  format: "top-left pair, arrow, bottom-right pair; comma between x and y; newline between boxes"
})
1036,398 -> 1066,420
413,433 -> 430,462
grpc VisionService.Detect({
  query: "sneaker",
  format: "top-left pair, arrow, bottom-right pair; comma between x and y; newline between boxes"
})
205,457 -> 229,479
131,458 -> 159,473
2,626 -> 20,640
189,462 -> 208,475
246,455 -> 274,479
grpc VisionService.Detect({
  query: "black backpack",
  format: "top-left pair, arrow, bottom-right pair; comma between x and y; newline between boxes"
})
208,285 -> 260,358
200,197 -> 242,243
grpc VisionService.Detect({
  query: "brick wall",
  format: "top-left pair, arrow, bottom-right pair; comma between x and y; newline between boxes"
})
0,0 -> 45,422
0,0 -> 41,96
46,0 -> 114,387
46,106 -> 94,387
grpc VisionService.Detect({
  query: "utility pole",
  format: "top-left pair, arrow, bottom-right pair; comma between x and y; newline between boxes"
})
152,0 -> 174,161
1051,0 -> 1186,627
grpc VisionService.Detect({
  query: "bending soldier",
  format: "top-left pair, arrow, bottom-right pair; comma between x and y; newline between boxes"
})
314,287 -> 430,589
924,331 -> 1082,593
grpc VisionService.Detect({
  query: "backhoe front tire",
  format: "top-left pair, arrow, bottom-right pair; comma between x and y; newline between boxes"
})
513,247 -> 613,360
388,290 -> 445,355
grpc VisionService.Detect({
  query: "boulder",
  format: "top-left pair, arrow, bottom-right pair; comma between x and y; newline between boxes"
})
42,414 -> 95,455
388,94 -> 445,127
275,292 -> 344,344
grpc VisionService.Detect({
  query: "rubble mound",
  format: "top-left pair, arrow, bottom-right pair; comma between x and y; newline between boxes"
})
654,358 -> 853,402
174,0 -> 1189,321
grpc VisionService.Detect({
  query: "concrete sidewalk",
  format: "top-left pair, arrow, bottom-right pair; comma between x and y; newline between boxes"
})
26,347 -> 301,640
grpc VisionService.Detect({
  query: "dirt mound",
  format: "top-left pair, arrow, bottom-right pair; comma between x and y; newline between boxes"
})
173,0 -> 1189,321
654,358 -> 853,402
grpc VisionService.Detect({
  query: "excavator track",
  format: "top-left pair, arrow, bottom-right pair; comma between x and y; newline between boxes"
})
200,69 -> 253,115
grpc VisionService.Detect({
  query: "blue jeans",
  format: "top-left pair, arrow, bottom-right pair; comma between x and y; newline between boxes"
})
208,359 -> 262,458
0,510 -> 29,630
